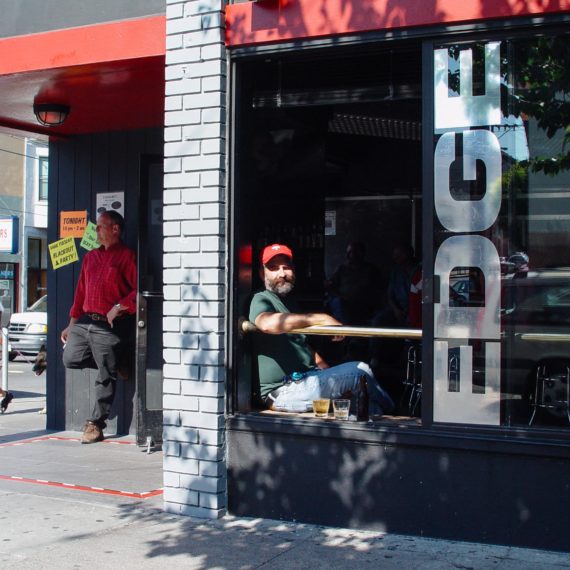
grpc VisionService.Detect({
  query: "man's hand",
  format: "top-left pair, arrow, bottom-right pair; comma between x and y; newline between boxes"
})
315,314 -> 343,327
107,304 -> 123,327
312,313 -> 344,341
61,317 -> 78,344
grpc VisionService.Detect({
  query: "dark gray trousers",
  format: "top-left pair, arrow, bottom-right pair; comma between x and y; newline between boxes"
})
62,319 -> 124,427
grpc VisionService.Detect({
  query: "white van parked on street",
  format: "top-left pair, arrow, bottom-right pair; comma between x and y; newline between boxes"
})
8,295 -> 47,361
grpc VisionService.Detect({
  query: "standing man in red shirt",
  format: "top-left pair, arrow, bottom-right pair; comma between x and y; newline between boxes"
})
61,211 -> 137,444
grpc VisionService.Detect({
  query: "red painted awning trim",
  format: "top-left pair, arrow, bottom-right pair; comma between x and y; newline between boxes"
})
0,15 -> 166,76
226,0 -> 570,47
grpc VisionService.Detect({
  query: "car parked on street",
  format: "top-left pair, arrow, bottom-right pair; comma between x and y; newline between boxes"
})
501,270 -> 570,426
8,295 -> 47,361
450,268 -> 570,426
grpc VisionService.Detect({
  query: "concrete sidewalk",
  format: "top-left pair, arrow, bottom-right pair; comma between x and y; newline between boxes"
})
1,362 -> 570,569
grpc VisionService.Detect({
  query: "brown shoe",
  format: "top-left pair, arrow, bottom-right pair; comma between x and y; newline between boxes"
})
81,421 -> 104,444
0,392 -> 14,413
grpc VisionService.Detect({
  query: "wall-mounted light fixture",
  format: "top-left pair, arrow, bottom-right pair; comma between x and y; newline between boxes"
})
33,103 -> 70,127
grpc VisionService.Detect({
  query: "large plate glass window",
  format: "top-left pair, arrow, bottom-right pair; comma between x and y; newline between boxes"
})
232,44 -> 423,419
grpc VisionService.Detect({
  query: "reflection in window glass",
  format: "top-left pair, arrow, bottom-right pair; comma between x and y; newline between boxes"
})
434,35 -> 570,430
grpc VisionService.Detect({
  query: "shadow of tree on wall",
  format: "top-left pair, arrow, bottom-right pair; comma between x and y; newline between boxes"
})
480,0 -> 567,18
227,421 -> 444,534
229,0 -> 570,48
229,0 -> 447,46
223,416 -> 570,550
340,0 -> 445,31
97,414 -> 566,555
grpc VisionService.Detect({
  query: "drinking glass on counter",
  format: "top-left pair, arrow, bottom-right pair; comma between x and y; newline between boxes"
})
312,398 -> 331,417
333,399 -> 350,420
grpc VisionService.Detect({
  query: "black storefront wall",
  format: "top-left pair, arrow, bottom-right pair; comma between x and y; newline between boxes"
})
227,18 -> 570,551
46,128 -> 163,434
228,419 -> 570,550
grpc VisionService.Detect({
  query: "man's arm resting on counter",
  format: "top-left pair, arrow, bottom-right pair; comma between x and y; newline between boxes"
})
254,312 -> 342,334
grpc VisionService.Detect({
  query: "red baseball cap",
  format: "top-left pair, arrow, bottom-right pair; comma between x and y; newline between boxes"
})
261,244 -> 293,265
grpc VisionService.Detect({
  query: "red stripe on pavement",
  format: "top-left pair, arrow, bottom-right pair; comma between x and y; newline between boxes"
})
0,436 -> 138,448
0,474 -> 163,499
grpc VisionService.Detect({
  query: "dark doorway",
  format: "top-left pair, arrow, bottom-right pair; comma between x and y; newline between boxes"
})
136,155 -> 164,446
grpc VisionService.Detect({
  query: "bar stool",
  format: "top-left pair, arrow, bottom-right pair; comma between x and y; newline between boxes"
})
529,363 -> 570,426
401,342 -> 422,416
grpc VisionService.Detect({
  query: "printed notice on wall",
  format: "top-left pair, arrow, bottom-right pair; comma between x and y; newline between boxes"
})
80,221 -> 99,251
49,237 -> 78,270
324,210 -> 336,236
60,210 -> 87,238
96,192 -> 124,217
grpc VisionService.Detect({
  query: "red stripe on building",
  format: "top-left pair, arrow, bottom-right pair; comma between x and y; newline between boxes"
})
226,0 -> 570,47
0,15 -> 166,75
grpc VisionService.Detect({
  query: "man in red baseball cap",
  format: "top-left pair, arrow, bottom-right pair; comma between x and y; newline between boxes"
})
249,244 -> 394,415
258,244 -> 296,298
261,243 -> 293,265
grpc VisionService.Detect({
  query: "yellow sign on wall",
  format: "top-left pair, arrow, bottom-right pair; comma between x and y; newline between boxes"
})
80,221 -> 99,251
60,211 -> 87,238
49,237 -> 78,270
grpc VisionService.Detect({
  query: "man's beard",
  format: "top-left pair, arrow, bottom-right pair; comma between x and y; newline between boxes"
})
265,274 -> 295,297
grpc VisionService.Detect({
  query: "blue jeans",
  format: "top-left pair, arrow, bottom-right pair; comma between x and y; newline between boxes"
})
268,361 -> 394,415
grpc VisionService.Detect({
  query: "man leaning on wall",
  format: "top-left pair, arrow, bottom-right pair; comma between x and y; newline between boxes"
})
60,211 -> 136,444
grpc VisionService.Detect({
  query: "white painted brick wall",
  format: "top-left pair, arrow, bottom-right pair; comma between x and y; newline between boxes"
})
164,0 -> 227,519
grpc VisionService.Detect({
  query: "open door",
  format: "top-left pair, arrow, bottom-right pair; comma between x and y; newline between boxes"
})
136,155 -> 164,446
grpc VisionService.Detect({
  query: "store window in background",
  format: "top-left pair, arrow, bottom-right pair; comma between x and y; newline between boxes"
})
27,238 -> 46,306
38,156 -> 48,201
434,34 -> 570,431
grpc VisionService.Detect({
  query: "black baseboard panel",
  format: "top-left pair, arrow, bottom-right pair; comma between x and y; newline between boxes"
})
227,417 -> 570,551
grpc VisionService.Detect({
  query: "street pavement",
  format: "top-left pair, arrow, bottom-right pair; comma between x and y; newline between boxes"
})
1,358 -> 570,569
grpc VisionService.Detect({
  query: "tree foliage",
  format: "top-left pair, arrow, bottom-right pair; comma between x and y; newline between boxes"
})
510,36 -> 570,176
446,37 -> 570,176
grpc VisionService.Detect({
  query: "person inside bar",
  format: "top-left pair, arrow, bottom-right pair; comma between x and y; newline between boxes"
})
326,241 -> 380,326
369,244 -> 418,384
325,240 -> 379,362
376,244 -> 418,327
249,243 -> 395,415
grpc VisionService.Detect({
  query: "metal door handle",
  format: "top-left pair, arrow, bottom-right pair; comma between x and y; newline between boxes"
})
141,291 -> 163,299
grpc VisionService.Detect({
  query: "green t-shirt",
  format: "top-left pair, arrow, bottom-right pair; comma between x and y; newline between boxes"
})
249,290 -> 315,397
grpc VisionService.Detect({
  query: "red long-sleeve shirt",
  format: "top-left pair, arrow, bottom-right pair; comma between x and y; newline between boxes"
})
69,242 -> 137,319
